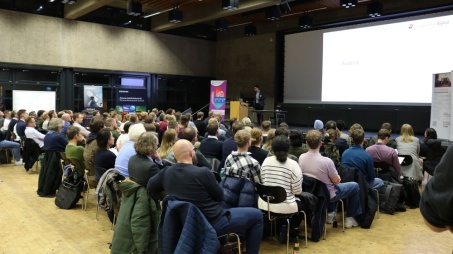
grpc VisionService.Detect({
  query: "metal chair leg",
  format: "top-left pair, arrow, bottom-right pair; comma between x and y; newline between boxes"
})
301,210 -> 308,248
373,189 -> 379,219
338,200 -> 345,232
286,218 -> 290,254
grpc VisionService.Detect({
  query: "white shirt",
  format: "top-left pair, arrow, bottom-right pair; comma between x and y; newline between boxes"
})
25,127 -> 45,148
73,122 -> 91,138
2,118 -> 11,131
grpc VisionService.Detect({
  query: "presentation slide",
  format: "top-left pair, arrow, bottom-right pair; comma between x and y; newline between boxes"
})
13,90 -> 56,112
284,11 -> 453,105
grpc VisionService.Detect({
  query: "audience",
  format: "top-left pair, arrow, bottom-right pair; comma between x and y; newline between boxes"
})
224,129 -> 262,184
366,123 -> 397,149
43,118 -> 68,153
248,128 -> 268,165
342,128 -> 384,189
258,135 -> 304,237
65,126 -> 85,175
396,124 -> 423,180
194,112 -> 207,137
115,124 -> 146,178
260,120 -> 272,144
288,129 -> 308,159
93,129 -> 116,180
262,129 -> 275,151
73,112 -> 90,138
321,128 -> 341,168
299,130 -> 362,228
365,129 -> 401,178
157,129 -> 177,160
199,121 -> 223,161
147,139 -> 263,254
24,116 -> 45,148
128,132 -> 162,187
419,128 -> 442,176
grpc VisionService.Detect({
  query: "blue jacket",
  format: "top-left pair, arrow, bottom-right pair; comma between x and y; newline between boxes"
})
159,196 -> 220,254
220,176 -> 257,209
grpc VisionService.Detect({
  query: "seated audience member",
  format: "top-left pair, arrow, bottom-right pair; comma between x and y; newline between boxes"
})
115,124 -> 146,178
73,113 -> 90,138
321,129 -> 341,168
269,128 -> 298,162
116,122 -> 133,152
177,115 -> 190,139
15,109 -> 27,140
365,129 -> 401,177
60,113 -> 71,136
143,123 -> 156,132
342,128 -> 384,189
6,110 -> 18,141
203,110 -> 215,125
288,129 -> 308,159
242,117 -> 254,129
167,120 -> 179,133
165,127 -> 212,169
314,119 -> 324,134
262,129 -> 275,151
94,129 -> 116,180
65,126 -> 85,175
337,120 -> 350,142
396,124 -> 423,180
419,128 -> 442,176
325,120 -> 348,156
128,132 -> 162,187
248,128 -> 268,165
366,123 -> 397,149
82,117 -> 105,166
43,118 -> 68,153
258,135 -> 304,237
205,118 -> 227,141
194,112 -> 207,137
199,121 -> 223,161
0,123 -> 22,165
221,120 -> 245,167
420,145 -> 453,233
299,130 -> 362,228
224,130 -> 262,184
157,129 -> 177,160
24,116 -> 45,148
41,112 -> 50,131
147,140 -> 263,254
1,110 -> 11,132
105,118 -> 120,146
261,120 -> 272,144
129,114 -> 138,124
225,118 -> 236,138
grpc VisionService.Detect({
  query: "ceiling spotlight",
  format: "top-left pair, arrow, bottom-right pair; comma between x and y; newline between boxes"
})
367,2 -> 383,17
299,15 -> 313,29
127,1 -> 142,16
340,0 -> 357,8
244,25 -> 256,36
215,19 -> 229,31
36,5 -> 43,12
266,6 -> 281,21
222,0 -> 239,11
61,0 -> 77,4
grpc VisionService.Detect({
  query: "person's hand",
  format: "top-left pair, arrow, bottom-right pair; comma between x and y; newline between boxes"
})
151,150 -> 161,161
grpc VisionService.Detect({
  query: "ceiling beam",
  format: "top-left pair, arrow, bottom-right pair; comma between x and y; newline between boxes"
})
150,0 -> 280,32
65,0 -> 115,20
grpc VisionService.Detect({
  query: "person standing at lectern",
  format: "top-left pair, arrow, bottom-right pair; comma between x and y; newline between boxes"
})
253,85 -> 265,125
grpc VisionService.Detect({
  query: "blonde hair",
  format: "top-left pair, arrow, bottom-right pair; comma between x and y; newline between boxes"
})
242,117 -> 251,125
128,124 -> 146,141
262,129 -> 276,151
234,129 -> 251,148
400,124 -> 414,142
158,129 -> 177,159
250,128 -> 263,146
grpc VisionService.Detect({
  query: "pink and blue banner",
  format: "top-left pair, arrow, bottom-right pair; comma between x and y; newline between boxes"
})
209,80 -> 227,120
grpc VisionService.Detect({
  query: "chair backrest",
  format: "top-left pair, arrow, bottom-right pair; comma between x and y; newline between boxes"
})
69,158 -> 85,173
399,154 -> 413,166
206,157 -> 221,173
59,152 -> 71,166
84,160 -> 95,175
255,183 -> 287,204
373,161 -> 390,173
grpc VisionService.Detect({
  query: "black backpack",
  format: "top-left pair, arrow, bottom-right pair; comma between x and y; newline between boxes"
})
402,179 -> 420,209
55,164 -> 85,209
378,181 -> 402,215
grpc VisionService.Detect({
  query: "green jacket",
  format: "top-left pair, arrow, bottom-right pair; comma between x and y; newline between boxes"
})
111,181 -> 161,254
321,141 -> 341,168
289,145 -> 309,159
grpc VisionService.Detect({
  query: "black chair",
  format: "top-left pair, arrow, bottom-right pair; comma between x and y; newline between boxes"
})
256,183 -> 307,251
399,154 -> 413,166
68,158 -> 89,211
373,161 -> 391,176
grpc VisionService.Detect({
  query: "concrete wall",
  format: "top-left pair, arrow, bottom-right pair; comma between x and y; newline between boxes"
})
216,33 -> 276,110
0,9 -> 215,77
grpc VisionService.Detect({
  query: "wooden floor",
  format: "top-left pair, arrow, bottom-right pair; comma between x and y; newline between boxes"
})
0,162 -> 452,254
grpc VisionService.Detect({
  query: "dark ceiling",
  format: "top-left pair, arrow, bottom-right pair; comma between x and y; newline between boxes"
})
1,0 -> 453,41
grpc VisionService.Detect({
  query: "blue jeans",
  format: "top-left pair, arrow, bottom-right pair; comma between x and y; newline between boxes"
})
369,177 -> 384,189
212,207 -> 263,254
0,140 -> 21,161
328,182 -> 362,217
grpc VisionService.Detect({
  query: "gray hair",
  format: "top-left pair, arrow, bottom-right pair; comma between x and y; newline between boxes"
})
48,118 -> 64,131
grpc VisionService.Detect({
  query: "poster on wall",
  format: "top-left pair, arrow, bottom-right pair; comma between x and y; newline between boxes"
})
115,89 -> 147,113
209,80 -> 227,120
430,72 -> 452,140
84,85 -> 103,115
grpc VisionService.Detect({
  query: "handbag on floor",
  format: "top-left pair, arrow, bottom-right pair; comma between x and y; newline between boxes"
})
55,164 -> 84,209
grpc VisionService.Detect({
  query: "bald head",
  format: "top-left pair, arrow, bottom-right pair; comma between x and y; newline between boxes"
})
62,113 -> 71,122
173,139 -> 195,164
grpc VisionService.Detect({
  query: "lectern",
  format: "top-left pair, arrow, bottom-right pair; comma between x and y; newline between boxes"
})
230,101 -> 248,120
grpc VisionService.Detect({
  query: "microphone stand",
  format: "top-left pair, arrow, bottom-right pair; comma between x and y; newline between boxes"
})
192,103 -> 210,117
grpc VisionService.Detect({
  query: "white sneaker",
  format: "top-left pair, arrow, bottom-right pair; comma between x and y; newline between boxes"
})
327,212 -> 335,224
14,159 -> 23,166
345,217 -> 359,228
